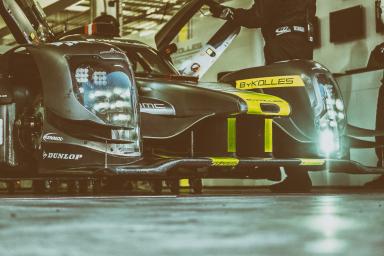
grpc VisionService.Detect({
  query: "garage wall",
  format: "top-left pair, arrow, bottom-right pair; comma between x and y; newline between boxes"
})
315,0 -> 382,73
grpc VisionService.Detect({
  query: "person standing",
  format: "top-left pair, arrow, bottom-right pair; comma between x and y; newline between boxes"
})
211,0 -> 317,192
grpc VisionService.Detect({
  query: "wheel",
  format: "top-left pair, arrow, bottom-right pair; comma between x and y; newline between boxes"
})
33,180 -> 46,194
67,180 -> 77,194
168,179 -> 180,195
103,177 -> 126,193
92,179 -> 102,194
151,180 -> 163,195
48,179 -> 59,194
190,178 -> 203,194
6,181 -> 16,194
79,180 -> 89,194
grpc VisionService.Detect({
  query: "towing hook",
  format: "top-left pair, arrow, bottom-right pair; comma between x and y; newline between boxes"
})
16,116 -> 43,131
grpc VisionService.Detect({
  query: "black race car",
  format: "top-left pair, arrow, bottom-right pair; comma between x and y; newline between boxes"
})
0,0 -> 382,193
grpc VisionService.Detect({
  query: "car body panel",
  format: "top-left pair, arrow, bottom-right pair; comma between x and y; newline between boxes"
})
0,0 -> 382,179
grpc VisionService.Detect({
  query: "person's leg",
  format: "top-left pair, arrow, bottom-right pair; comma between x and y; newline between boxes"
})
364,175 -> 384,188
365,82 -> 384,188
270,167 -> 312,192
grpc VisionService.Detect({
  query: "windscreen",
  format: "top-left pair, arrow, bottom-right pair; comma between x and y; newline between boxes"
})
123,46 -> 179,75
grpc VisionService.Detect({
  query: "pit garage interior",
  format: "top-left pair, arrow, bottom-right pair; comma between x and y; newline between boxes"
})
0,0 -> 383,255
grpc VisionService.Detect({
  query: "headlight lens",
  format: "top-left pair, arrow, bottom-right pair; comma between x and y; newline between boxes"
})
68,55 -> 140,155
312,73 -> 346,157
319,129 -> 340,155
72,63 -> 135,128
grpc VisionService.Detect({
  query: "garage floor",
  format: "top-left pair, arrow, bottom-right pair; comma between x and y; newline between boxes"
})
0,189 -> 383,256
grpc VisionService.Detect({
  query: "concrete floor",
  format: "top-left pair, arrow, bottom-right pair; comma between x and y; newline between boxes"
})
0,191 -> 383,256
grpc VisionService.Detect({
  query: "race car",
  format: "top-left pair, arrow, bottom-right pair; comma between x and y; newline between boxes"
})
0,0 -> 382,194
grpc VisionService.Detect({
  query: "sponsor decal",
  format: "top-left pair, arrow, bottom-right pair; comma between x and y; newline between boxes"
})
275,26 -> 291,36
42,151 -> 83,160
43,133 -> 64,142
236,75 -> 305,90
228,91 -> 291,116
210,157 -> 240,167
293,26 -> 305,33
300,159 -> 326,166
140,98 -> 176,115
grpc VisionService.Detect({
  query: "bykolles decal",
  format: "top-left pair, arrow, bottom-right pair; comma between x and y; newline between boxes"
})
236,75 -> 305,90
43,133 -> 64,142
42,151 -> 83,160
140,98 -> 176,115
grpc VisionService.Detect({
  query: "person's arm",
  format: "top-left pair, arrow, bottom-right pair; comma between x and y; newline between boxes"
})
307,0 -> 317,22
233,0 -> 269,28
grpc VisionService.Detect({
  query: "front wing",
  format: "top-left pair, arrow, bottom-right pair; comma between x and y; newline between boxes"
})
30,157 -> 384,178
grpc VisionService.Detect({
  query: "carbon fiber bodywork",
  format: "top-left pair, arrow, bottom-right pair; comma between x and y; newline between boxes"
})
0,0 -> 383,181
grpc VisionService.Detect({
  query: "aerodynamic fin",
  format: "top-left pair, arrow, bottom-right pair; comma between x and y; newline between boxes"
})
345,136 -> 384,149
346,124 -> 384,137
328,160 -> 384,175
273,118 -> 312,143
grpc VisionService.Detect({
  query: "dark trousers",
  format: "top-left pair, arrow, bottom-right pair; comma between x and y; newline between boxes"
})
263,33 -> 313,181
376,79 -> 384,167
263,33 -> 313,65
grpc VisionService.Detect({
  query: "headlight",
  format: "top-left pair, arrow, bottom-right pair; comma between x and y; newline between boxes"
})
335,99 -> 344,111
311,73 -> 346,158
319,129 -> 340,155
67,55 -> 141,155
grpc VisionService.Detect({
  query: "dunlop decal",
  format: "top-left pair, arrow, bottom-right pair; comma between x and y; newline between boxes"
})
210,157 -> 240,167
300,159 -> 326,166
236,75 -> 305,90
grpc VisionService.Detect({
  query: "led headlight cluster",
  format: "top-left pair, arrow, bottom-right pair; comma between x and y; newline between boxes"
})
75,68 -> 89,83
113,88 -> 131,99
112,114 -> 132,122
319,85 -> 345,130
92,71 -> 108,86
69,56 -> 141,156
312,73 -> 346,157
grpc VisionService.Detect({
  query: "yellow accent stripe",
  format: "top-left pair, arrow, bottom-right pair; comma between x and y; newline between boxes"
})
179,179 -> 189,187
227,118 -> 237,153
236,75 -> 305,90
300,159 -> 326,166
230,91 -> 291,116
264,118 -> 273,153
210,157 -> 240,167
